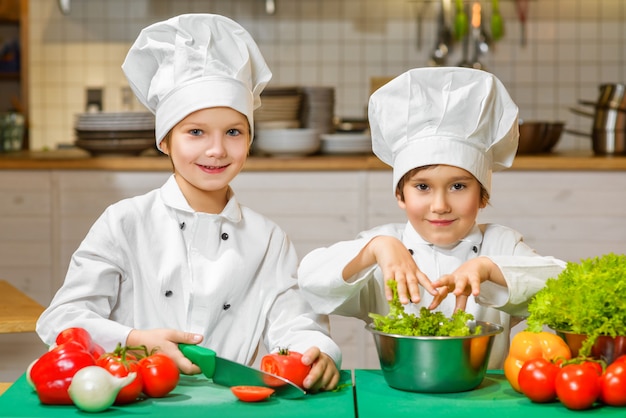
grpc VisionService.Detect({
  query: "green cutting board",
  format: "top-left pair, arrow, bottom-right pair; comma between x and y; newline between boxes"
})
0,371 -> 354,418
355,369 -> 625,417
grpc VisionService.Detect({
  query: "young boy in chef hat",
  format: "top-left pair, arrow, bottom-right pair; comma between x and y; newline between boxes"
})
298,67 -> 566,368
36,14 -> 340,391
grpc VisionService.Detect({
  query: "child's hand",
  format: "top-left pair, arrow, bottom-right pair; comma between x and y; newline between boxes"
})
300,346 -> 340,392
368,236 -> 438,304
126,328 -> 204,375
429,256 -> 506,311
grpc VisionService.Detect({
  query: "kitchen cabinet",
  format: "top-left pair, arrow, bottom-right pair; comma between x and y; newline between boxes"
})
0,0 -> 28,148
1,168 -> 626,381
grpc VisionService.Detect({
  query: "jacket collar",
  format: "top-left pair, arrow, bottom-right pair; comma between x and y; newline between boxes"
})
160,174 -> 242,222
402,221 -> 483,251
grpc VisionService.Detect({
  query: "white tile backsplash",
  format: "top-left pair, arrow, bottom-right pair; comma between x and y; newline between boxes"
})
27,0 -> 626,152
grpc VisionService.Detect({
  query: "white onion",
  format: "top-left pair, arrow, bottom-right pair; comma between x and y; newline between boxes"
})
68,366 -> 136,412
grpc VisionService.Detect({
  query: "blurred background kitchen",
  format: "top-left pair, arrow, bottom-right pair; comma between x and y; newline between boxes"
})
17,0 -> 625,152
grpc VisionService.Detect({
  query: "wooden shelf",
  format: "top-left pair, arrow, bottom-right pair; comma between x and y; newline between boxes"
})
0,280 -> 45,334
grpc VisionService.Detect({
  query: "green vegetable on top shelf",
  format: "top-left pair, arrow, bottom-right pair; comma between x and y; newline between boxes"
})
369,280 -> 480,337
526,253 -> 626,356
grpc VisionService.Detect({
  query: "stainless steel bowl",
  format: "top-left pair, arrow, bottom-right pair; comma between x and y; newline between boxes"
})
365,321 -> 504,393
517,121 -> 565,154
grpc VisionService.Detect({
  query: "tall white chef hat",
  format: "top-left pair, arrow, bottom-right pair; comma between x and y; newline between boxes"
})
122,14 -> 272,150
368,67 -> 519,194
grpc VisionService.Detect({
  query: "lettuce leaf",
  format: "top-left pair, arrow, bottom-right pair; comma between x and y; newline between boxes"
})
526,253 -> 626,355
369,280 -> 479,336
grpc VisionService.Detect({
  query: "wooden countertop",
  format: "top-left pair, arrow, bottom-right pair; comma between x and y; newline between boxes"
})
1,149 -> 626,171
0,280 -> 45,334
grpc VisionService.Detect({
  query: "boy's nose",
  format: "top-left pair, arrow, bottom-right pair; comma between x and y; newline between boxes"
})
205,136 -> 227,157
430,192 -> 451,213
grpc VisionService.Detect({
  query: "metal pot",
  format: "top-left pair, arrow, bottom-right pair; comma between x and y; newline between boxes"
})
568,106 -> 626,155
597,83 -> 626,111
568,85 -> 626,155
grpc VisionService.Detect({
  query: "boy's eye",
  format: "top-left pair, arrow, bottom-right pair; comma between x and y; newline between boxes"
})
452,183 -> 465,190
415,183 -> 429,191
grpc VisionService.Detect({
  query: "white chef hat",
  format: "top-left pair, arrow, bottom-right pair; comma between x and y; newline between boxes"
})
369,67 -> 519,194
121,14 -> 272,150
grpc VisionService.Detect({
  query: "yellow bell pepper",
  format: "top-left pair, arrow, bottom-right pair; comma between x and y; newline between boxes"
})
504,330 -> 572,392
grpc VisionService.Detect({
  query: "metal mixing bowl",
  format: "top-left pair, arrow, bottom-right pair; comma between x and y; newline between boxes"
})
517,121 -> 565,154
365,321 -> 504,393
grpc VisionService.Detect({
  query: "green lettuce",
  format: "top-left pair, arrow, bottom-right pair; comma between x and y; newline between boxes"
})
369,280 -> 479,336
526,253 -> 626,355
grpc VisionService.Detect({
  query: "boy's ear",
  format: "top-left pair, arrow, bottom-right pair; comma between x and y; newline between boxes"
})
159,141 -> 169,156
396,192 -> 406,209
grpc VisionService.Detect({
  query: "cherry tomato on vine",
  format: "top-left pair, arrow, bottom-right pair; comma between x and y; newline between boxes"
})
96,352 -> 143,404
518,358 -> 559,403
138,352 -> 180,398
555,362 -> 601,410
600,359 -> 626,406
260,348 -> 311,389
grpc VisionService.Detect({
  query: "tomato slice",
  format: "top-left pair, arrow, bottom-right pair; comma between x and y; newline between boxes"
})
230,386 -> 275,402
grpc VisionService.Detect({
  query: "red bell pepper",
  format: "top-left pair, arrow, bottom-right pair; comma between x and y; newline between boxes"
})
55,327 -> 105,360
29,328 -> 103,405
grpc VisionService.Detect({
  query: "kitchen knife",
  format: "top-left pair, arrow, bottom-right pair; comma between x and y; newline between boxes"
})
179,344 -> 306,399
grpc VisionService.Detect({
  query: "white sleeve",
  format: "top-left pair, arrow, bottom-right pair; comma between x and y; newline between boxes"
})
298,224 -> 403,320
262,231 -> 343,367
476,225 -> 566,317
36,208 -> 134,350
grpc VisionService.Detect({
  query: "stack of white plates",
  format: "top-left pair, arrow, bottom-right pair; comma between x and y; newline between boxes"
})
300,86 -> 335,135
75,112 -> 155,133
253,128 -> 321,157
255,87 -> 302,127
74,112 -> 155,156
320,132 -> 372,155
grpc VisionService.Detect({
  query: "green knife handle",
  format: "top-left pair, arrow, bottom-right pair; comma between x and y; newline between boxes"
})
179,344 -> 216,378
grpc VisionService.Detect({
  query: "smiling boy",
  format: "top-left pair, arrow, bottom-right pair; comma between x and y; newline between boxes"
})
297,67 -> 566,368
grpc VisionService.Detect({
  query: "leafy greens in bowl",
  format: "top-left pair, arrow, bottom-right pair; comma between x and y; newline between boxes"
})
526,253 -> 626,357
369,280 -> 480,336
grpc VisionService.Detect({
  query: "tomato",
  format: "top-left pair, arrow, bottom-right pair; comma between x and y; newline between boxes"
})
260,348 -> 311,389
96,352 -> 143,405
555,362 -> 601,410
138,352 -> 180,398
600,359 -> 626,406
518,358 -> 559,403
230,386 -> 274,402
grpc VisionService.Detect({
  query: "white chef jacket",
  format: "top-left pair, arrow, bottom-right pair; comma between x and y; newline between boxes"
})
37,175 -> 341,367
298,222 -> 566,368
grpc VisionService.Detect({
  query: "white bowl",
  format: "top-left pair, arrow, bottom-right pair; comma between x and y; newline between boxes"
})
320,132 -> 371,154
254,128 -> 320,157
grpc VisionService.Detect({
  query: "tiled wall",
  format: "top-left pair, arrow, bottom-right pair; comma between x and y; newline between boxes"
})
28,0 -> 626,152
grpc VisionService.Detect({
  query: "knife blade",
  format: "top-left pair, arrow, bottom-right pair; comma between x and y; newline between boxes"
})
178,344 -> 306,399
